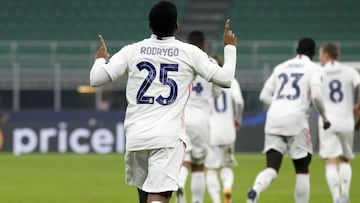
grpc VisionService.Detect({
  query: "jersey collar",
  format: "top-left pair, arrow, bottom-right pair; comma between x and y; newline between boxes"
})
295,54 -> 311,61
150,34 -> 175,41
324,60 -> 338,67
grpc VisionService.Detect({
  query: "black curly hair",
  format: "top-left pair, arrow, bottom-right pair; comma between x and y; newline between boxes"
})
296,37 -> 316,59
149,1 -> 178,38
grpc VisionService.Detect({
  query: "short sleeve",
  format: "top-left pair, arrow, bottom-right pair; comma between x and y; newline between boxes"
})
102,45 -> 130,81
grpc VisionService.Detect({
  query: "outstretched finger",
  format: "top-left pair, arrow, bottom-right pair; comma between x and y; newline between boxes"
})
224,19 -> 230,34
98,35 -> 107,50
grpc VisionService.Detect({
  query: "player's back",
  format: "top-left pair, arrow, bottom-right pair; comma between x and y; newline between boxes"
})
210,79 -> 242,145
265,56 -> 322,135
322,61 -> 360,130
122,35 -> 216,151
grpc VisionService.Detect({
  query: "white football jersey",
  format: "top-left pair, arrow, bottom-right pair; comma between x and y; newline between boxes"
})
210,79 -> 244,145
92,35 -> 236,151
262,55 -> 323,135
319,61 -> 360,131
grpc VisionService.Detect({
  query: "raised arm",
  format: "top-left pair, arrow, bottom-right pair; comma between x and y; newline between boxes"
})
90,35 -> 128,87
210,20 -> 237,87
193,20 -> 237,88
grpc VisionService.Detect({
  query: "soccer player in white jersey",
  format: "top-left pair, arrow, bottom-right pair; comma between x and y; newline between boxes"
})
89,1 -> 237,203
318,43 -> 360,203
176,31 -> 222,203
205,66 -> 244,203
246,38 -> 331,203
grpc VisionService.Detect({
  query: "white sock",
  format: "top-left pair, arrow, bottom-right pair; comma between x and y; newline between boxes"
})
206,170 -> 221,203
295,174 -> 310,203
178,166 -> 189,189
150,201 -> 163,203
191,171 -> 205,203
252,168 -> 277,195
326,164 -> 340,202
220,167 -> 234,191
339,162 -> 352,197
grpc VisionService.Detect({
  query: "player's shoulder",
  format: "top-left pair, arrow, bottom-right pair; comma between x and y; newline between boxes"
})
339,62 -> 357,73
120,38 -> 148,52
299,58 -> 322,74
128,37 -> 153,47
271,62 -> 284,73
300,57 -> 321,70
174,38 -> 199,51
271,60 -> 290,74
342,64 -> 360,83
273,57 -> 298,70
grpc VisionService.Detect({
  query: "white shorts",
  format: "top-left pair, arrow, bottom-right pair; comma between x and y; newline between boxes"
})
263,129 -> 312,160
319,127 -> 354,159
205,144 -> 237,169
184,124 -> 210,165
125,139 -> 185,193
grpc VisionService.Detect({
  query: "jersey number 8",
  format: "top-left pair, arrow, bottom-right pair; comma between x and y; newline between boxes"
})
329,79 -> 343,103
136,61 -> 178,105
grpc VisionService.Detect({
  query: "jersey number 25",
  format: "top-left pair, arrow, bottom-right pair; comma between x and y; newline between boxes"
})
136,61 -> 178,106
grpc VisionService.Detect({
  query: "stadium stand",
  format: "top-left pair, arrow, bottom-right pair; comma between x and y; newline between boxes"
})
227,0 -> 360,68
4,0 -> 356,42
0,0 -> 188,68
0,0 -> 187,41
228,0 -> 360,41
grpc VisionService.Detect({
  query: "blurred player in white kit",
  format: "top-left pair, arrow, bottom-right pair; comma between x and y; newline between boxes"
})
89,1 -> 238,202
318,43 -> 360,203
176,31 -> 222,203
246,38 -> 331,203
205,54 -> 244,203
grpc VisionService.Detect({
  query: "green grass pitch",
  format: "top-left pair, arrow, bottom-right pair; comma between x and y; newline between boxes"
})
0,153 -> 359,203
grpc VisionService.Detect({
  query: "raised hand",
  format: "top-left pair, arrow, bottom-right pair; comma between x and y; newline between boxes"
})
223,19 -> 237,47
95,35 -> 110,60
